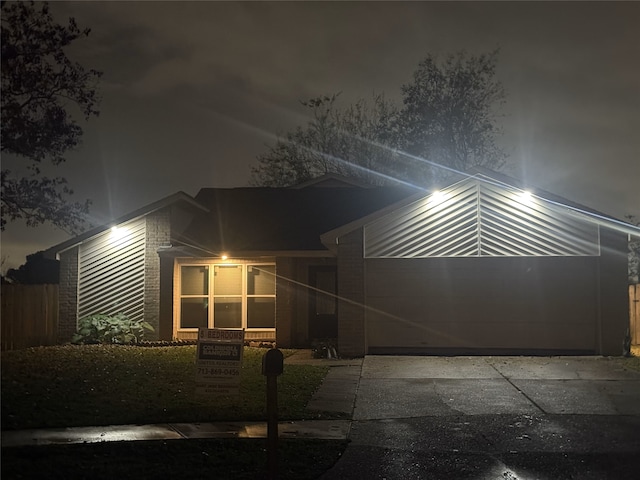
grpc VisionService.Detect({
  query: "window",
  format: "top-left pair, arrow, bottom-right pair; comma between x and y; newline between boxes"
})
179,262 -> 275,330
247,265 -> 276,328
213,265 -> 242,328
180,266 -> 208,328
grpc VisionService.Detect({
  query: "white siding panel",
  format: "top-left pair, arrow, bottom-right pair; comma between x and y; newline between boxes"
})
364,178 -> 600,258
78,218 -> 146,322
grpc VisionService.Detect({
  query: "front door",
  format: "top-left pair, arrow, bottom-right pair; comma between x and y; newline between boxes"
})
308,266 -> 338,340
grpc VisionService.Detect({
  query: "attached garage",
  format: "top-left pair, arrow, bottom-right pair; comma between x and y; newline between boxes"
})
365,256 -> 599,354
326,172 -> 631,356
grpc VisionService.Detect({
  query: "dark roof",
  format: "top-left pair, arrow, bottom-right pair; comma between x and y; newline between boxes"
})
45,191 -> 207,258
468,168 -> 640,236
176,186 -> 417,253
289,173 -> 373,189
466,167 -> 625,223
320,168 -> 640,245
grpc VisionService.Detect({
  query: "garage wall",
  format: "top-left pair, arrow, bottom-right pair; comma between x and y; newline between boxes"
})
365,256 -> 599,354
597,227 -> 631,354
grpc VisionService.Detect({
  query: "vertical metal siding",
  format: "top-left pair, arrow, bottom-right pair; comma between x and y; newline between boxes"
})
364,178 -> 600,258
78,218 -> 146,322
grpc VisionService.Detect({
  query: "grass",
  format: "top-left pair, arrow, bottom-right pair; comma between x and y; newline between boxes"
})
1,345 -> 332,430
1,344 -> 347,479
615,344 -> 640,371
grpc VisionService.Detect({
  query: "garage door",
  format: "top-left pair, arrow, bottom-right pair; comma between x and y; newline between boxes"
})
365,256 -> 598,354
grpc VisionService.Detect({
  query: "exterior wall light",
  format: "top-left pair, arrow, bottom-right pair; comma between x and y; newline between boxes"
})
518,190 -> 534,203
429,190 -> 445,204
110,226 -> 128,240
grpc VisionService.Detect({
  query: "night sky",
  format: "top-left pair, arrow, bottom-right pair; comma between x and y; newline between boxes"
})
2,1 -> 639,270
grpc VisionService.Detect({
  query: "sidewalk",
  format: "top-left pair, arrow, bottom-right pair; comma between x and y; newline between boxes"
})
1,420 -> 352,447
1,350 -> 362,448
286,349 -> 362,415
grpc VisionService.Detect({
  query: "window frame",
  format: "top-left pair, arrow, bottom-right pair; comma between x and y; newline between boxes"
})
177,260 -> 276,333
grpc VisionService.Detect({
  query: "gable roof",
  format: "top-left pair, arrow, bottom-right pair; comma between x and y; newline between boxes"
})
466,167 -> 632,224
469,168 -> 640,237
321,169 -> 640,252
45,191 -> 207,258
175,186 -> 416,254
44,170 -> 638,261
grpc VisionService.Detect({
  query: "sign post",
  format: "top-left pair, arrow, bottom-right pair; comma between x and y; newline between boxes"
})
262,348 -> 284,480
195,328 -> 244,396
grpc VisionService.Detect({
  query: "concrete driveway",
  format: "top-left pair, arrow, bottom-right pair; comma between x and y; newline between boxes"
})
321,356 -> 640,480
354,355 -> 640,419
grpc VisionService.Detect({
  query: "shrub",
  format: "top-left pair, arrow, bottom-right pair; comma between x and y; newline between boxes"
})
72,313 -> 154,345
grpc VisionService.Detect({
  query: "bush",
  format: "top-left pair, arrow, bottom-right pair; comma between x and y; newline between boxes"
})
72,313 -> 154,345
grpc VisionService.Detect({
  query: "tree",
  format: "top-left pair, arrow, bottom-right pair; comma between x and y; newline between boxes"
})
3,251 -> 59,284
1,0 -> 101,233
251,93 -> 402,187
397,50 -> 506,182
251,50 -> 507,187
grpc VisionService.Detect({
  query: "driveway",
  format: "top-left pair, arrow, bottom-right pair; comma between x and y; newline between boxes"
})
321,356 -> 640,479
354,356 -> 640,419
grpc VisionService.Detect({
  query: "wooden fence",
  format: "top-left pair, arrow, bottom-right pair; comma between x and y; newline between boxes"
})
631,284 -> 640,346
1,284 -> 59,351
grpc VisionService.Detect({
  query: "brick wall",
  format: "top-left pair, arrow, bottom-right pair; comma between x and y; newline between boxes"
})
337,228 -> 366,357
275,257 -> 295,348
57,247 -> 79,343
158,255 -> 175,341
144,209 -> 171,340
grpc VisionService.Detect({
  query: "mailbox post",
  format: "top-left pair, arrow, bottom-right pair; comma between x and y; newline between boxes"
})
262,348 -> 283,479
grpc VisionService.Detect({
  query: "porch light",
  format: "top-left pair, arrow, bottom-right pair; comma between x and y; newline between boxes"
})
221,254 -> 228,261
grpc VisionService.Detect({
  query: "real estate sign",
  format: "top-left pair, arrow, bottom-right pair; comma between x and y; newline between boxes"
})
195,328 -> 244,396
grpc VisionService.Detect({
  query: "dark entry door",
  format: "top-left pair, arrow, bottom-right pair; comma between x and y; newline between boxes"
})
308,266 -> 338,339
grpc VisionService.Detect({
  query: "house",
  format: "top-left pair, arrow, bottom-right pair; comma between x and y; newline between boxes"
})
46,170 -> 639,356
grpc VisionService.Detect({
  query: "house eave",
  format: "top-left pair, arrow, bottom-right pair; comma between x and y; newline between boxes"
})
44,191 -> 208,260
159,246 -> 335,259
320,170 -> 640,248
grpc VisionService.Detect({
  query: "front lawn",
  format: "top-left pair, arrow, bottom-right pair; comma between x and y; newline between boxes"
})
1,345 -> 347,480
1,345 -> 330,430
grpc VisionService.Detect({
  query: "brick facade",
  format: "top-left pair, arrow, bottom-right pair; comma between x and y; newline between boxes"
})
337,228 -> 366,357
143,209 -> 172,340
275,257 -> 295,348
158,255 -> 175,341
57,247 -> 79,343
56,210 -> 171,344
